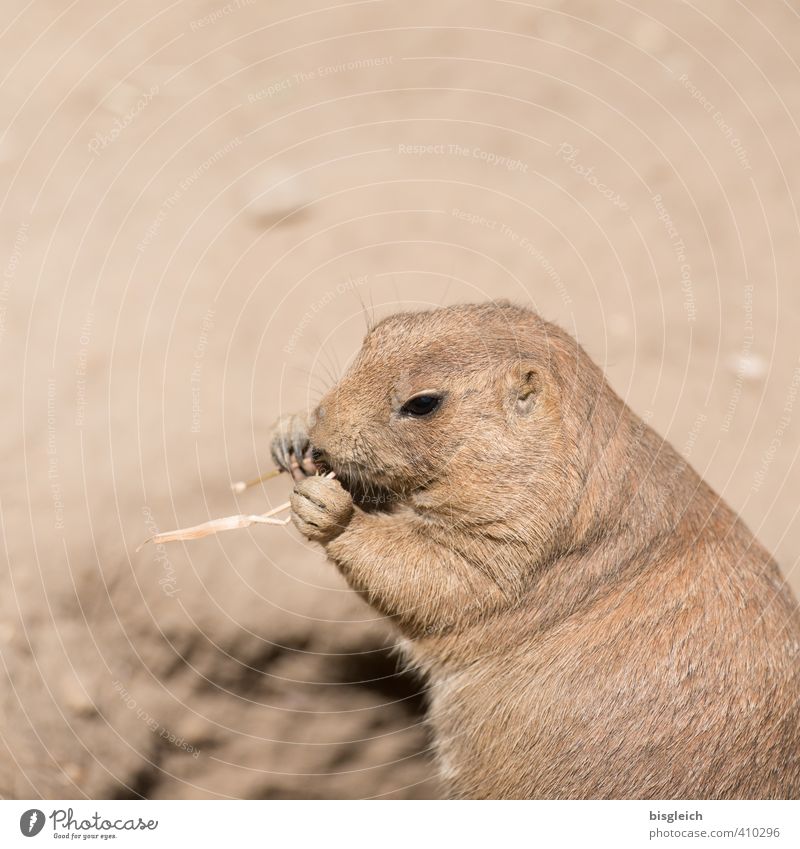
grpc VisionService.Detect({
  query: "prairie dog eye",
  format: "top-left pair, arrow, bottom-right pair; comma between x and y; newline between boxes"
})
400,392 -> 443,417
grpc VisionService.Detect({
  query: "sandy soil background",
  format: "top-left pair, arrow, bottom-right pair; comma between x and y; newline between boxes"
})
2,0 -> 800,799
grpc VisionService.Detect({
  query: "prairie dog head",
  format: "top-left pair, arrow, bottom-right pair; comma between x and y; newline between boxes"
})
308,302 -> 591,529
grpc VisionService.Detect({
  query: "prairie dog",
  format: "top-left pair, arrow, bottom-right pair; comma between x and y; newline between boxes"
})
272,301 -> 800,799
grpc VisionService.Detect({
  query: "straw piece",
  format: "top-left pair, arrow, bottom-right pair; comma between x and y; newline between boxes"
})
230,468 -> 283,493
136,500 -> 291,552
137,472 -> 335,552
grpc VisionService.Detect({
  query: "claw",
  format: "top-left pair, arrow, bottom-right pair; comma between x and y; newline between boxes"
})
291,429 -> 310,477
270,439 -> 290,474
270,413 -> 309,474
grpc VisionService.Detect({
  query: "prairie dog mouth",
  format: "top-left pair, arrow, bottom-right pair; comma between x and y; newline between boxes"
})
310,448 -> 398,509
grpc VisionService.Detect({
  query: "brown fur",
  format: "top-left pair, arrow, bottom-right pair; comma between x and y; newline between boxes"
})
274,301 -> 800,799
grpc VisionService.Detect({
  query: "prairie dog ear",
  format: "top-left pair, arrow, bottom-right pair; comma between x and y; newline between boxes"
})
506,361 -> 542,415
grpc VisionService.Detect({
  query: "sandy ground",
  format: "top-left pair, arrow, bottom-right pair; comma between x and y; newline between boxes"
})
2,0 -> 800,798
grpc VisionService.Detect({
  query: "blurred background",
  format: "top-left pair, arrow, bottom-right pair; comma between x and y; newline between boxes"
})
2,0 -> 800,798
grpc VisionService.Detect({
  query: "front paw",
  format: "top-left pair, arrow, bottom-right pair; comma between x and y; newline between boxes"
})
269,412 -> 315,480
290,475 -> 354,543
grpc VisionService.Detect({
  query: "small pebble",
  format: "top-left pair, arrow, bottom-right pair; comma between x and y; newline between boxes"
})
63,762 -> 85,784
727,352 -> 767,381
244,167 -> 310,224
62,678 -> 99,717
102,80 -> 149,117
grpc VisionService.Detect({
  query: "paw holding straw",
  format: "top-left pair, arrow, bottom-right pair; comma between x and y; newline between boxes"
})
136,469 -> 335,551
